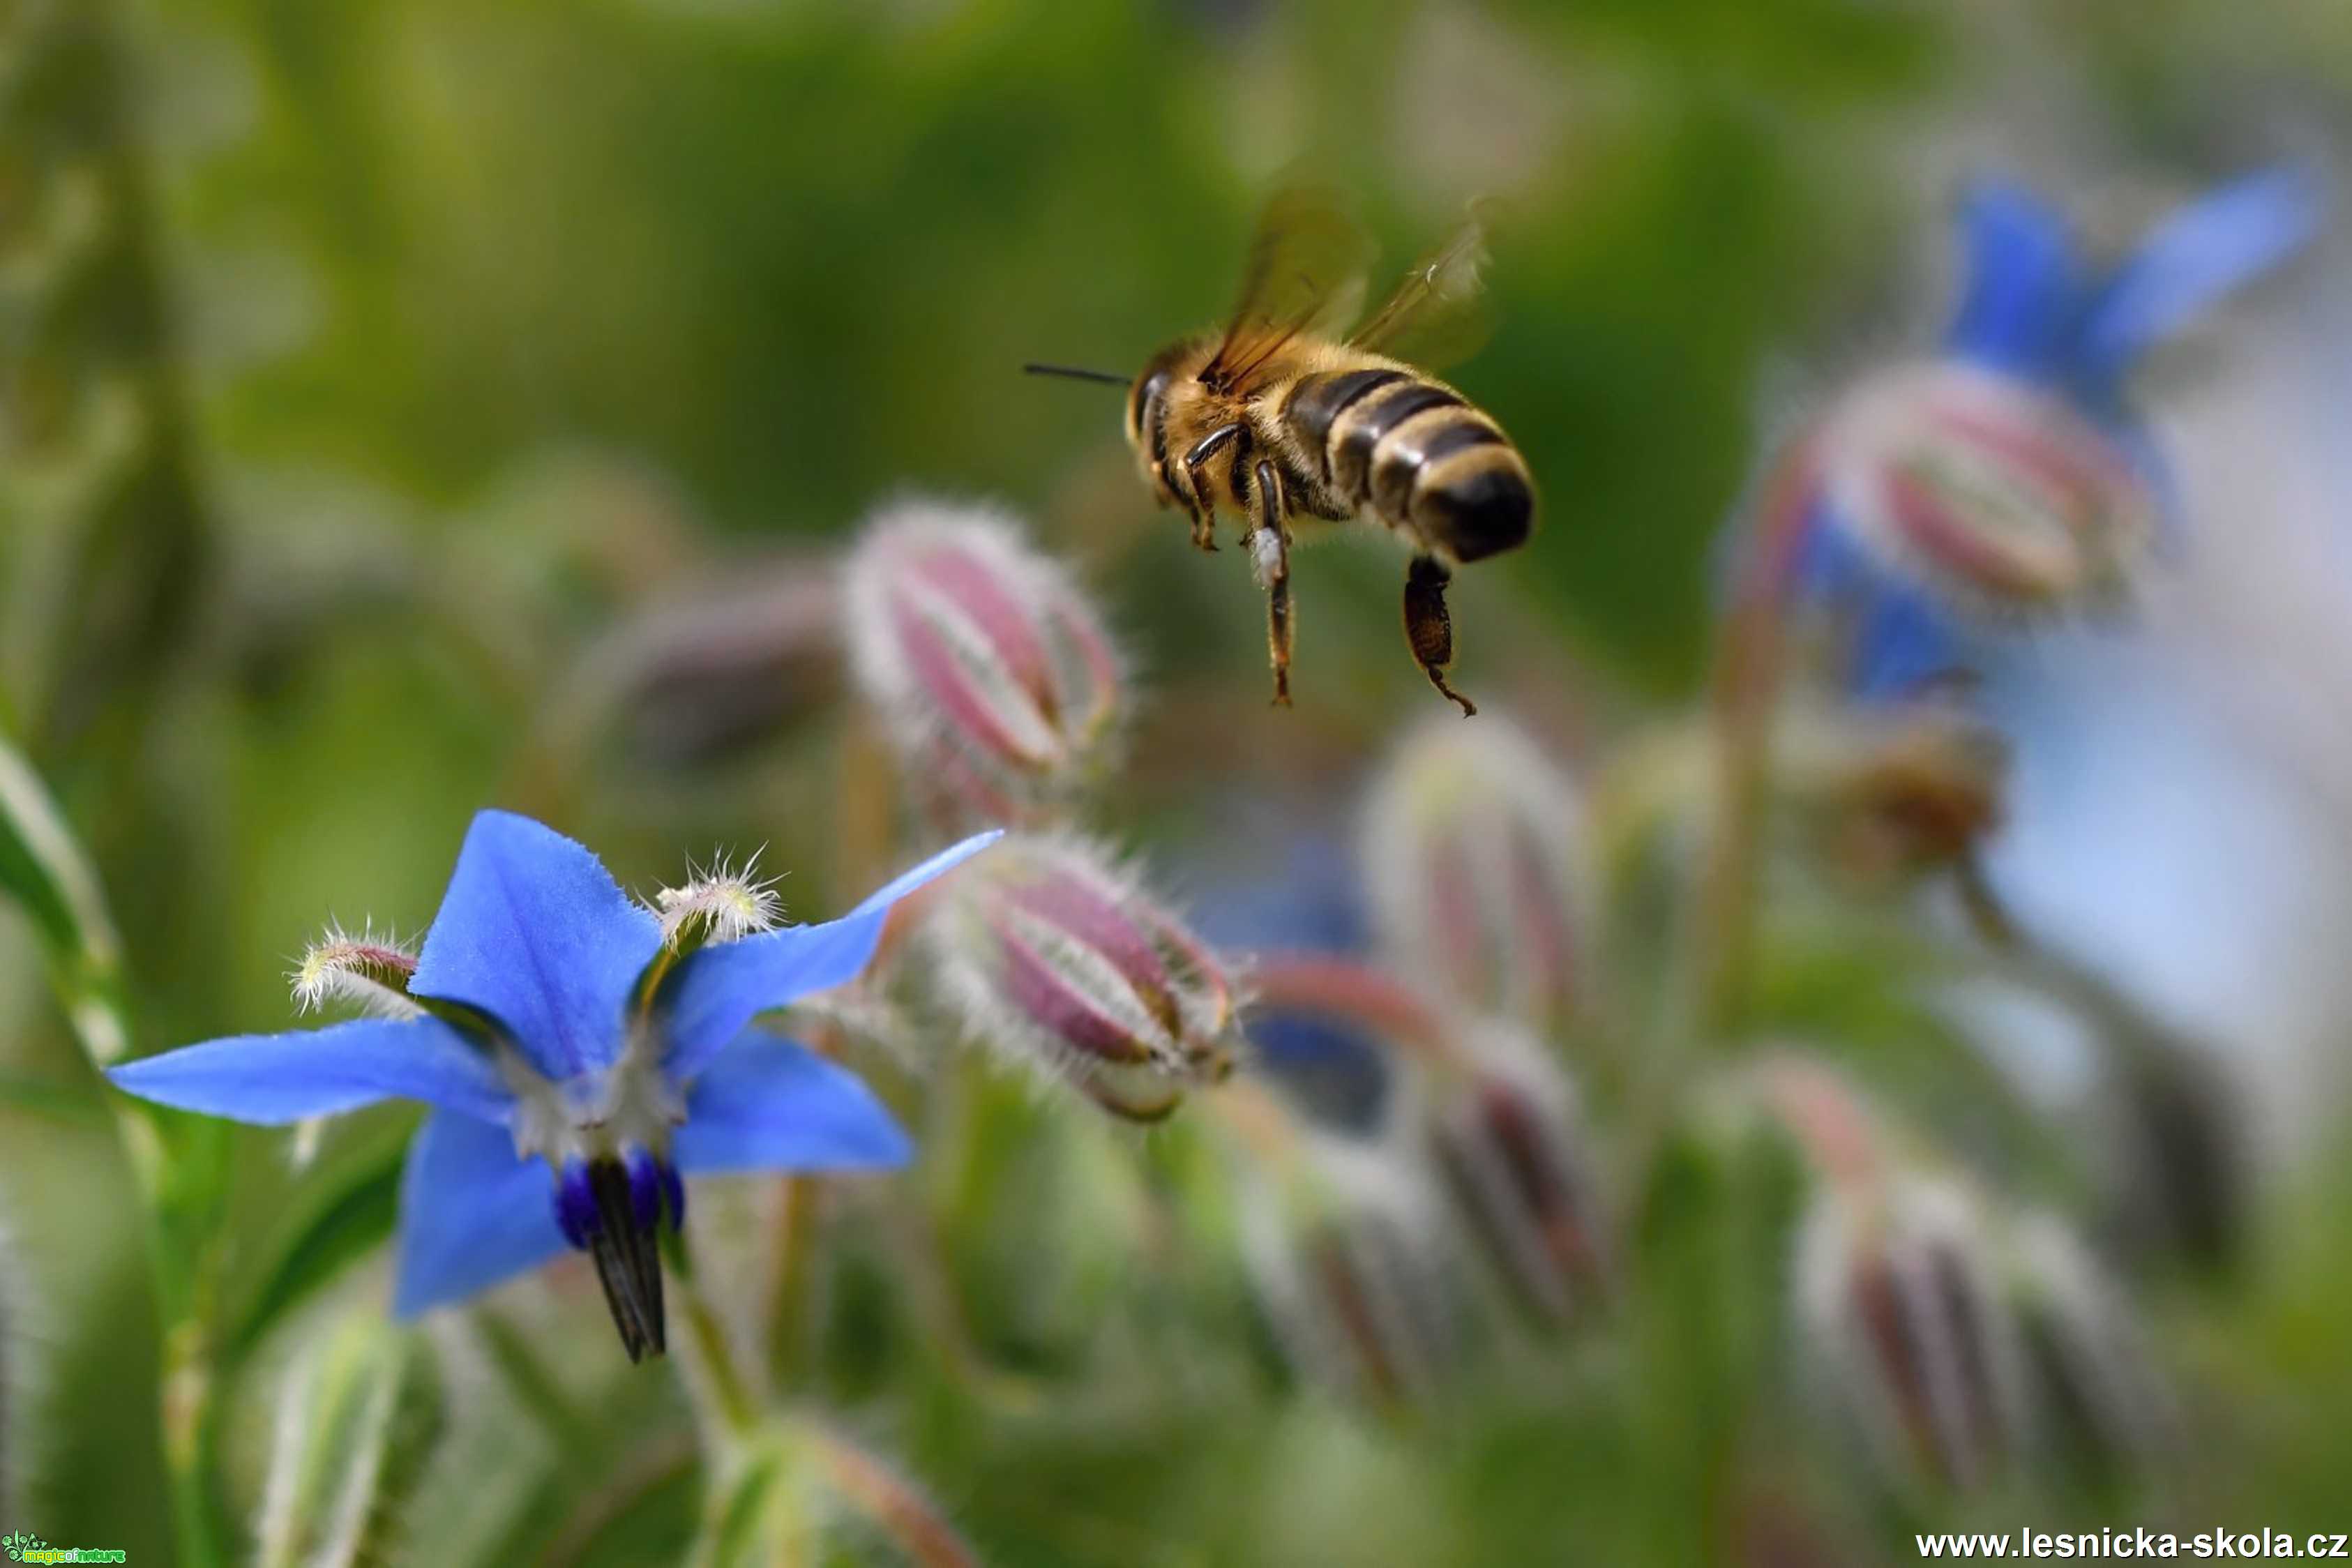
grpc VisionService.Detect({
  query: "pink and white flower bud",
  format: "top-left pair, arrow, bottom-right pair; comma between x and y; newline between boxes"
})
1816,361 -> 2157,617
290,922 -> 421,1020
1242,958 -> 1610,1334
1222,1090 -> 1459,1407
924,834 -> 1236,1122
567,561 -> 845,770
2003,1213 -> 2173,1477
1359,710 -> 1590,1036
1426,1020 -> 1611,1331
843,500 -> 1124,831
1794,1174 -> 2029,1492
287,922 -> 421,1163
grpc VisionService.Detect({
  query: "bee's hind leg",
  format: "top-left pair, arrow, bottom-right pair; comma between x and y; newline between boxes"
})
1250,459 -> 1295,707
1403,554 -> 1477,716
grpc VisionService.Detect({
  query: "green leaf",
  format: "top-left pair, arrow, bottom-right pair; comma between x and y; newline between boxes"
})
221,1116 -> 413,1365
251,1318 -> 444,1568
0,728 -> 130,1066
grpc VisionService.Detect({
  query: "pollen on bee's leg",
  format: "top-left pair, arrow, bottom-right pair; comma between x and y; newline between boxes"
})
1250,524 -> 1285,590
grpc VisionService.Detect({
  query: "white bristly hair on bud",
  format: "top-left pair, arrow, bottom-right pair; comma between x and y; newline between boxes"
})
285,922 -> 423,1169
840,496 -> 1129,832
1239,1125 -> 1459,1406
654,848 -> 784,947
917,829 -> 1237,1122
290,921 -> 423,1020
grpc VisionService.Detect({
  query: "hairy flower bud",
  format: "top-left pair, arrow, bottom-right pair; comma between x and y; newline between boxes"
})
1794,1175 -> 2028,1492
2004,1214 -> 2172,1479
924,834 -> 1235,1121
1816,361 -> 2156,618
1426,1021 -> 1611,1331
1359,710 -> 1590,1035
843,499 -> 1124,830
653,852 -> 783,951
287,922 -> 422,1164
1243,957 -> 1609,1333
559,562 -> 845,771
1221,1086 -> 1458,1406
290,923 -> 422,1020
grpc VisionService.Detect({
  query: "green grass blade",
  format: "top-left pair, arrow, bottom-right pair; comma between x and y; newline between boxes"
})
0,730 -> 130,1064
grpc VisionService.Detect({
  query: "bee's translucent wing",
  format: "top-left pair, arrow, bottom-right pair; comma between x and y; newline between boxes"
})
1206,186 -> 1375,390
1348,204 -> 1498,372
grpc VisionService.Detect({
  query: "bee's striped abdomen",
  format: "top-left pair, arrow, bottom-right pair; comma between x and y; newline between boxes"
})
1282,366 -> 1534,564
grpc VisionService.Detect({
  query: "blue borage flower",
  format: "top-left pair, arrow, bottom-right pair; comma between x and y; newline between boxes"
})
108,811 -> 997,1361
1765,166 -> 2321,699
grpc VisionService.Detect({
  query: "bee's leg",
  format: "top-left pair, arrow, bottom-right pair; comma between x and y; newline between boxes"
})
1253,458 -> 1295,707
1152,400 -> 1213,550
1160,459 -> 1209,546
1182,424 -> 1247,552
1403,554 -> 1477,716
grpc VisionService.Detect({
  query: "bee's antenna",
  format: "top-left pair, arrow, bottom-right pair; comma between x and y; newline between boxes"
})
1023,362 -> 1130,386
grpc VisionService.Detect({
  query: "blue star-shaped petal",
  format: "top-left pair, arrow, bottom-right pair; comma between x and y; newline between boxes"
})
109,809 -> 997,1361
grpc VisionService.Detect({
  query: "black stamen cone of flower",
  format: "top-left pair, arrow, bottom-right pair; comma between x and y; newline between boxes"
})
556,1151 -> 681,1362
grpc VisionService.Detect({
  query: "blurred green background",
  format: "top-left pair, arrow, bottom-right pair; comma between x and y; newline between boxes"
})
7,0 -> 2352,1562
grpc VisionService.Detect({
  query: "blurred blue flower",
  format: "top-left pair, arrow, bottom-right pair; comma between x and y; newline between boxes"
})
1195,830 -> 1392,1131
109,809 -> 996,1359
1771,167 -> 2321,698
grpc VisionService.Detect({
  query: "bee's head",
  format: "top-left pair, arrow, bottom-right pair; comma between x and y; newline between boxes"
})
1121,343 -> 1191,453
1022,343 -> 1205,508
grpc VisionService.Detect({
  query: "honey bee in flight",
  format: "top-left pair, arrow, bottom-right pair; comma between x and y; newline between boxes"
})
1027,188 -> 1535,715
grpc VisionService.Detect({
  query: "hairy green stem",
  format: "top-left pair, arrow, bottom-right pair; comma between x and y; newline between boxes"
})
673,1264 -> 762,1444
1694,432 -> 1822,1036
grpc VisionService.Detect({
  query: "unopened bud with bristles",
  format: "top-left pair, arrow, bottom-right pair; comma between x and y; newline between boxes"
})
1227,1099 -> 1459,1409
555,560 -> 845,771
654,851 -> 783,951
1426,1020 -> 1611,1332
1793,1173 -> 2028,1493
286,924 -> 422,1163
2003,1212 -> 2173,1482
921,833 -> 1235,1122
1359,709 -> 1590,1036
290,923 -> 421,1020
1242,956 -> 1609,1333
1814,361 -> 2156,621
842,498 -> 1125,831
